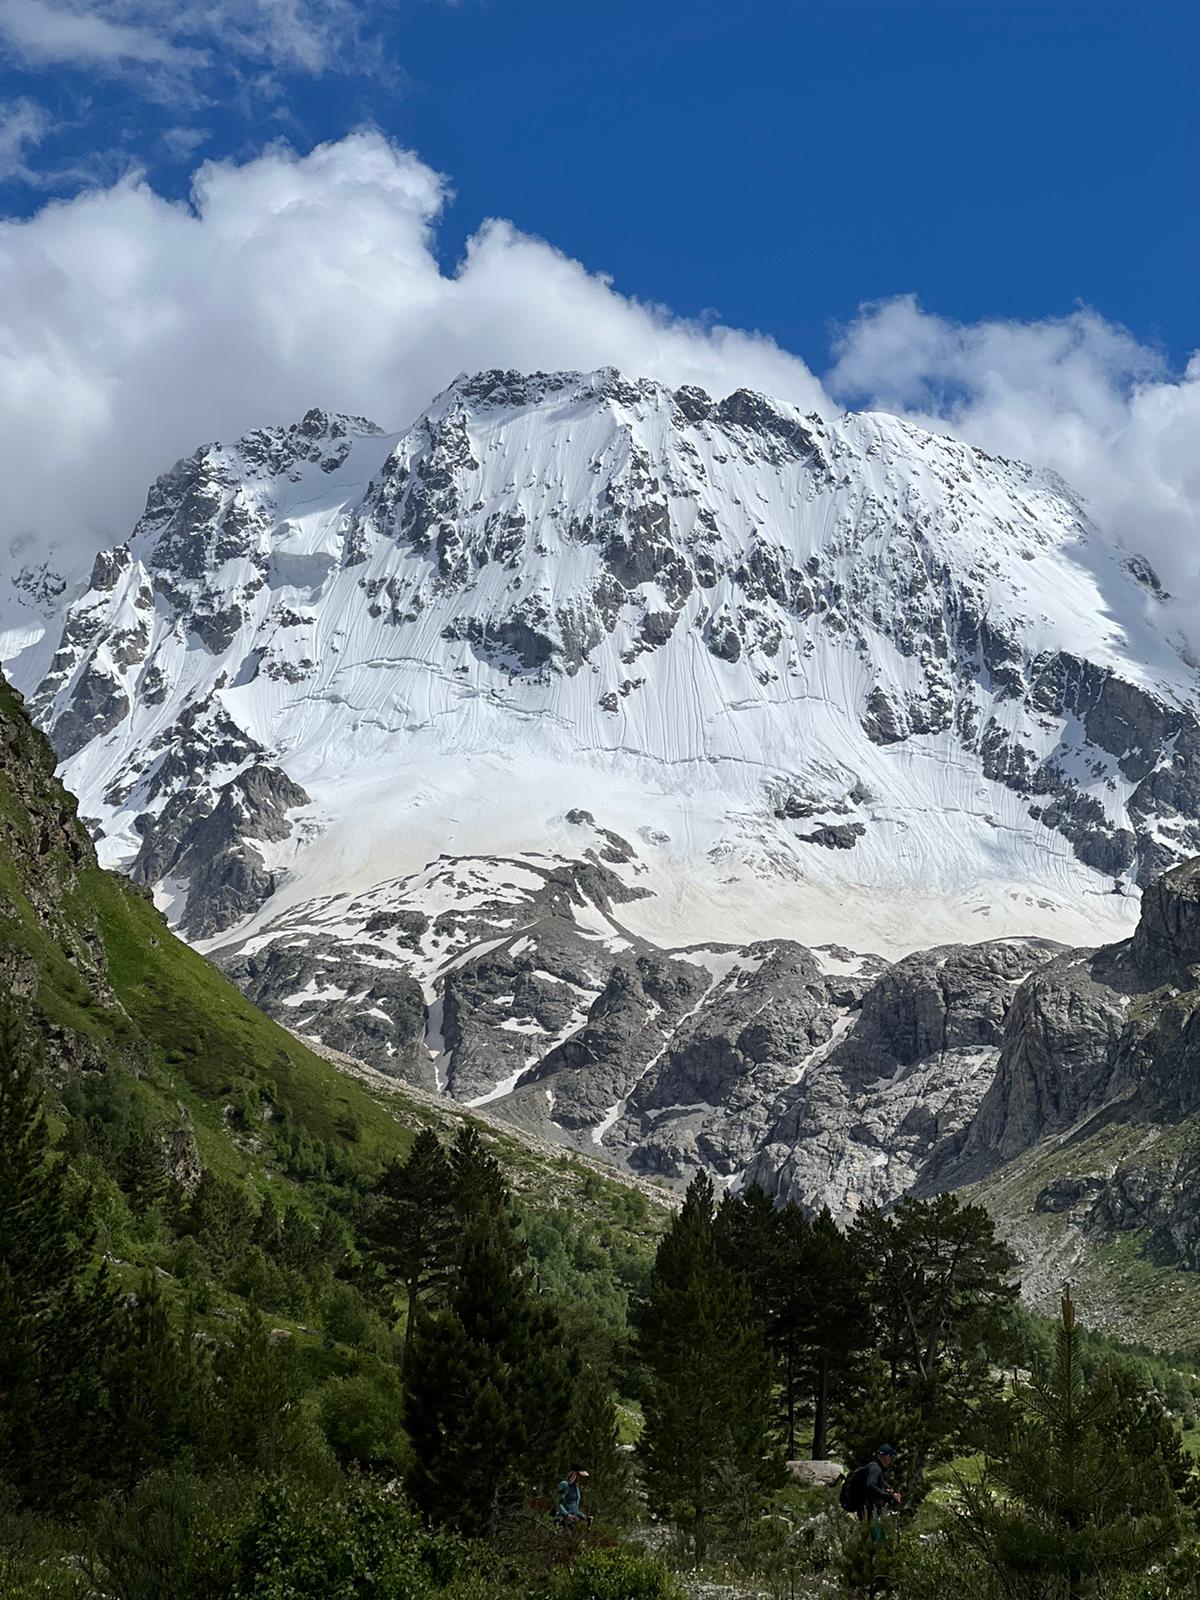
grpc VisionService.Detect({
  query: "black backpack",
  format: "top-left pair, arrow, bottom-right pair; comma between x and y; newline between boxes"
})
838,1464 -> 870,1513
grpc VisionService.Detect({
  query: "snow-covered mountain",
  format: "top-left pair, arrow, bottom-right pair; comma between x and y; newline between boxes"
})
6,367 -> 1200,1203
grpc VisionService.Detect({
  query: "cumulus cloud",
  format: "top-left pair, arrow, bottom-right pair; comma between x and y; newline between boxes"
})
3,132 -> 1195,634
829,295 -> 1200,629
0,132 -> 826,579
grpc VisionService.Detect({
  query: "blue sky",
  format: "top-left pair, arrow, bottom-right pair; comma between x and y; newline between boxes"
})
1,0 -> 1196,369
1,0 -> 1198,596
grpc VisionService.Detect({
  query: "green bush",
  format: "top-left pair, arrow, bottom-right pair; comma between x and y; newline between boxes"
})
82,1469 -> 250,1600
544,1546 -> 683,1600
317,1370 -> 411,1468
231,1480 -> 443,1600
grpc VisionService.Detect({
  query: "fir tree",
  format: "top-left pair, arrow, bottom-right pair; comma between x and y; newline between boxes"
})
956,1289 -> 1181,1600
403,1198 -> 573,1537
363,1127 -> 457,1366
0,1000 -> 117,1510
635,1171 -> 776,1558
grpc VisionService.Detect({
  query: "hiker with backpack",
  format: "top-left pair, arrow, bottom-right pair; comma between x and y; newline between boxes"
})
839,1444 -> 902,1520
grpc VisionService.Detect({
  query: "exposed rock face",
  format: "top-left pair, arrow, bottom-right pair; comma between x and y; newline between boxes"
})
953,949 -> 1132,1167
747,941 -> 1058,1215
130,762 -> 310,937
0,672 -> 137,1078
1131,858 -> 1200,982
221,935 -> 428,1084
162,1105 -> 203,1194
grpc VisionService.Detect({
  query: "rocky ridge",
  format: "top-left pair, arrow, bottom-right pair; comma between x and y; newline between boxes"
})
5,370 -> 1200,1293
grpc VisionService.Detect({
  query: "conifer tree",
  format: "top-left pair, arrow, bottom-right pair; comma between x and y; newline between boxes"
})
849,1192 -> 1015,1485
105,1274 -> 211,1489
803,1208 -> 869,1459
561,1325 -> 638,1528
450,1124 -> 510,1222
404,1198 -> 573,1537
635,1171 -> 776,1558
119,1131 -> 168,1215
956,1289 -> 1181,1600
363,1127 -> 458,1366
716,1188 -> 869,1459
0,1001 -> 117,1509
213,1306 -> 295,1469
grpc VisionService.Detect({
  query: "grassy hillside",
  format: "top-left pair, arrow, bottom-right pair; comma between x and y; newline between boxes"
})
0,671 -> 668,1350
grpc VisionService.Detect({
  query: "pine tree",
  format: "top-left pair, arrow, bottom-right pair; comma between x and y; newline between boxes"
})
716,1189 -> 869,1460
803,1208 -> 869,1459
0,1000 -> 117,1509
561,1324 -> 637,1528
849,1192 -> 1015,1487
105,1273 -> 212,1489
403,1198 -> 573,1537
956,1289 -> 1181,1600
119,1131 -> 168,1215
449,1124 -> 510,1222
212,1306 -> 295,1470
363,1127 -> 457,1366
635,1171 -> 777,1558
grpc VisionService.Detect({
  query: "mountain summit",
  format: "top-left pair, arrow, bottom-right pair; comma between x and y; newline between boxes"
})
10,370 -> 1195,944
4,368 -> 1200,1207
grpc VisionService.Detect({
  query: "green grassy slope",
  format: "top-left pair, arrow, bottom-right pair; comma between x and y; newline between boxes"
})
0,672 -> 667,1333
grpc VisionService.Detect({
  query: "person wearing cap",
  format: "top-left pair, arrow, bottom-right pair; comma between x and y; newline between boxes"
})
555,1465 -> 591,1529
860,1444 -> 901,1518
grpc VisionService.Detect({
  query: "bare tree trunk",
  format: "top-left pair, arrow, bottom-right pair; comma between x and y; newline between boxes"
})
812,1353 -> 830,1459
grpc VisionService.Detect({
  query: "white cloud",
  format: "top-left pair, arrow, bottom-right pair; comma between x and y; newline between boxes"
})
0,0 -> 377,98
0,132 -> 825,579
0,93 -> 49,180
3,134 -> 1194,642
0,0 -> 198,70
829,295 -> 1200,629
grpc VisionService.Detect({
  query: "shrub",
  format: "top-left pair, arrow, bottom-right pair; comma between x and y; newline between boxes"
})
545,1546 -> 683,1600
231,1480 -> 441,1600
317,1370 -> 410,1469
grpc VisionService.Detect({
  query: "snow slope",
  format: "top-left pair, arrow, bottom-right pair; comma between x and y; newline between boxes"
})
12,371 -> 1198,955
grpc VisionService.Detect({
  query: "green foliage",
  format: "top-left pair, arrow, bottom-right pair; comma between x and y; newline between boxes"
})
404,1143 -> 574,1537
318,1369 -> 411,1469
543,1544 -> 683,1600
361,1126 -> 457,1364
716,1187 -> 870,1459
843,1191 -> 1017,1494
954,1290 -> 1183,1600
0,1002 -> 118,1511
230,1480 -> 447,1600
561,1334 -> 638,1529
82,1468 -> 247,1600
635,1172 -> 778,1557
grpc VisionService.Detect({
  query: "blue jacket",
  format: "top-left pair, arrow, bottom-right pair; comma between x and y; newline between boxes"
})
557,1477 -> 582,1518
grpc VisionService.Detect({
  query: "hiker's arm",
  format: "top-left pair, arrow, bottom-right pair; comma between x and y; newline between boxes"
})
864,1464 -> 894,1507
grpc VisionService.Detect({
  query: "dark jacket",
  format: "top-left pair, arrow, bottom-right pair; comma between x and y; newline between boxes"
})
862,1459 -> 894,1510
